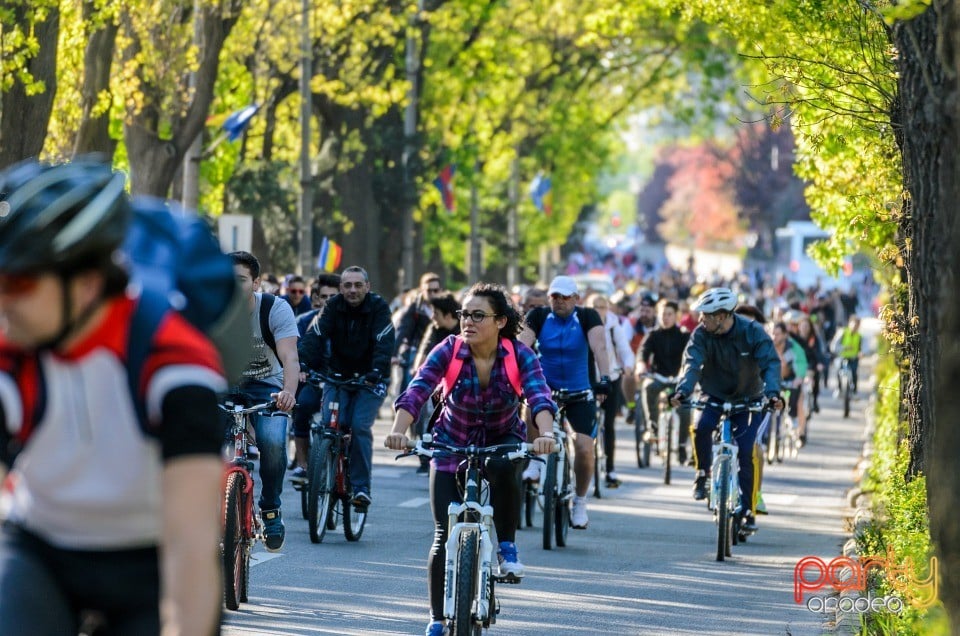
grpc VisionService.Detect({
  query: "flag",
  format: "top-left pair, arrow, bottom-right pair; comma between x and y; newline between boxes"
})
222,105 -> 260,141
317,237 -> 343,272
529,171 -> 553,216
433,164 -> 456,213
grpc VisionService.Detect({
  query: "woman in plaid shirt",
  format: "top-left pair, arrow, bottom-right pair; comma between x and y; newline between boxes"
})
385,282 -> 556,636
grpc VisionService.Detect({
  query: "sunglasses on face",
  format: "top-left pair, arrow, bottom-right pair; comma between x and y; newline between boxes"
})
288,289 -> 306,295
0,273 -> 41,297
455,310 -> 499,323
550,294 -> 574,301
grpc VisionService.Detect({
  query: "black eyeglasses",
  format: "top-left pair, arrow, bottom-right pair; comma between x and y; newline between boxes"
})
456,310 -> 499,323
426,287 -> 442,294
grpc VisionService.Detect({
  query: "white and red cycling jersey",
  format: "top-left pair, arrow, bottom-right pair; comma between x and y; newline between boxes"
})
0,291 -> 226,550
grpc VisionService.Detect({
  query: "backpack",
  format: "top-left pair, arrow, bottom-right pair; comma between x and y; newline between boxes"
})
259,292 -> 279,359
124,198 -> 251,423
442,336 -> 523,398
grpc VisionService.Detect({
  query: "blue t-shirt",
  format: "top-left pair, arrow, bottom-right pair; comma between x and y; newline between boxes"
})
537,310 -> 595,391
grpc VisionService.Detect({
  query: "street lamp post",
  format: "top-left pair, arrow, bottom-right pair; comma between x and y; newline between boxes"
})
297,0 -> 313,276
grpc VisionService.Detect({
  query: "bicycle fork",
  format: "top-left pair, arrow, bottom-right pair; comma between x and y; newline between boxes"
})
443,497 -> 496,623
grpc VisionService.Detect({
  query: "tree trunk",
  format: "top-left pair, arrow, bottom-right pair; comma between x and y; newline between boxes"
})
120,2 -> 240,196
931,0 -> 960,629
73,2 -> 118,158
893,8 -> 948,479
0,5 -> 59,169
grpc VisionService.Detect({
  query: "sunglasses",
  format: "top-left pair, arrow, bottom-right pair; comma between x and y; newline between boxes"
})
550,293 -> 574,301
0,273 -> 41,297
455,310 -> 499,323
426,287 -> 442,293
287,289 -> 306,295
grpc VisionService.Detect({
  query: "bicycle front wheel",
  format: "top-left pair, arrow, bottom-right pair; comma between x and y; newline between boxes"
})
541,453 -> 557,550
344,496 -> 368,541
556,448 -> 571,547
592,432 -> 603,499
715,460 -> 730,562
452,528 -> 480,636
842,376 -> 852,418
661,412 -> 674,485
222,472 -> 249,611
307,437 -> 335,544
634,403 -> 647,468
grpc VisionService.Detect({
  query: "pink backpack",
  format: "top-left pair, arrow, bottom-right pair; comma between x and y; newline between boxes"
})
441,336 -> 523,398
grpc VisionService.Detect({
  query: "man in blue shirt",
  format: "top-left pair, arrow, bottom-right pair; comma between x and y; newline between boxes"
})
520,275 -> 611,529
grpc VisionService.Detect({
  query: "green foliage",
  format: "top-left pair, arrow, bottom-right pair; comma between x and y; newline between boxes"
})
225,160 -> 298,273
857,351 -> 944,634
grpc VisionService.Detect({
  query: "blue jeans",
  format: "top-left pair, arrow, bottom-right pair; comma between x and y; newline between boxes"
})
235,380 -> 289,511
319,384 -> 385,496
693,401 -> 763,514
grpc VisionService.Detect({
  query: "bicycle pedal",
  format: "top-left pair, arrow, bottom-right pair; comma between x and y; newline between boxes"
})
493,574 -> 522,585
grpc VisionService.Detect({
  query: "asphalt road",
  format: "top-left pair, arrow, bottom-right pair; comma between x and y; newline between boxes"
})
221,373 -> 870,636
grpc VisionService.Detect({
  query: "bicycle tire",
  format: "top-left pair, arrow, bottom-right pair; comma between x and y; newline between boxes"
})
556,447 -> 571,547
327,498 -> 339,531
344,497 -> 367,541
307,438 -> 335,544
452,528 -> 480,636
661,412 -> 674,485
222,472 -> 247,611
524,479 -> 539,528
716,460 -> 730,562
592,433 -> 602,499
766,414 -> 779,465
843,378 -> 851,418
541,453 -> 557,550
776,420 -> 786,463
634,404 -> 647,468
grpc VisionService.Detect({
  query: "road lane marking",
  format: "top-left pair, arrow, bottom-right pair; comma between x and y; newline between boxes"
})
398,497 -> 430,508
250,551 -> 284,567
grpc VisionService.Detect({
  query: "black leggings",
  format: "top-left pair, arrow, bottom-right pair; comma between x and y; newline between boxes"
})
427,452 -> 522,621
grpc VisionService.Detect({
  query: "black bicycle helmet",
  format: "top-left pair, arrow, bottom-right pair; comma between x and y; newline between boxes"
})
0,157 -> 130,274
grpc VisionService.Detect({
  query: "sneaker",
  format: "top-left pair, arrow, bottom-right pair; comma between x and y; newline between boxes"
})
246,444 -> 260,460
605,472 -> 621,488
289,466 -> 308,484
521,461 -> 541,482
571,497 -> 589,529
262,509 -> 285,552
741,511 -> 759,533
692,471 -> 708,501
497,541 -> 525,579
755,492 -> 768,515
425,620 -> 448,636
351,491 -> 372,511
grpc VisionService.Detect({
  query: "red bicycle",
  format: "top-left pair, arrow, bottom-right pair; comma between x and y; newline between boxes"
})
218,398 -> 288,610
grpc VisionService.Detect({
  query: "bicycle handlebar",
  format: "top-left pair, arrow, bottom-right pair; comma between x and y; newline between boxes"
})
304,370 -> 378,390
397,440 -> 535,463
641,372 -> 678,385
218,400 -> 290,417
551,388 -> 593,405
686,397 -> 768,414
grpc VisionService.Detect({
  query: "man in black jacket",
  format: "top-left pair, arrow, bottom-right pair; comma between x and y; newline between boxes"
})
392,272 -> 442,393
299,266 -> 395,510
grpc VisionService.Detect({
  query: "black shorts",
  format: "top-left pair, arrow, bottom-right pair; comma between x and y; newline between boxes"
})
557,396 -> 597,438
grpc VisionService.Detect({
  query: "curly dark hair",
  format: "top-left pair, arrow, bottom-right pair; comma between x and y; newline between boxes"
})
464,282 -> 523,338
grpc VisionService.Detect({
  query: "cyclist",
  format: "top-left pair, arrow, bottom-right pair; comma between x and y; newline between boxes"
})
519,275 -> 612,530
670,287 -> 783,534
281,274 -> 312,316
831,315 -> 862,394
0,159 -> 225,634
585,293 -> 635,487
290,273 -> 341,481
299,265 -> 394,511
771,321 -> 804,440
230,251 -> 300,551
384,282 -> 556,636
393,272 -> 442,393
637,299 -> 691,465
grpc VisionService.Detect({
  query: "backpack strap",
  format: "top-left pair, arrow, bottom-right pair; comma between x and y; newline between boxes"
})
441,336 -> 522,398
259,293 -> 278,360
127,287 -> 170,431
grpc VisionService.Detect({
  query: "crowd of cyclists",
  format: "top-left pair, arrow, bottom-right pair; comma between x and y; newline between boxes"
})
0,157 -> 868,635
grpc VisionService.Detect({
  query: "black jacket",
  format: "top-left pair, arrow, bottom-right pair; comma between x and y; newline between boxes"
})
640,325 -> 690,377
395,296 -> 432,355
299,293 -> 395,379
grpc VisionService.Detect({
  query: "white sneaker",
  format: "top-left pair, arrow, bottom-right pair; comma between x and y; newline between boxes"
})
521,461 -> 541,482
571,497 -> 589,529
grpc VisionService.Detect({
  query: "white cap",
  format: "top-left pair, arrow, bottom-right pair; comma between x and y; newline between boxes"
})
548,275 -> 578,297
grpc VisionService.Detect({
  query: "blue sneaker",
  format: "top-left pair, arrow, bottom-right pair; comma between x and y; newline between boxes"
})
425,620 -> 448,636
262,508 -> 285,552
497,541 -> 525,579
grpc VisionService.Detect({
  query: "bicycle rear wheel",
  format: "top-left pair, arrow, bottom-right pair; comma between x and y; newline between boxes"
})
307,438 -> 335,544
715,461 -> 730,562
222,472 -> 248,611
634,403 -> 647,468
344,496 -> 368,541
452,528 -> 481,636
541,453 -> 557,550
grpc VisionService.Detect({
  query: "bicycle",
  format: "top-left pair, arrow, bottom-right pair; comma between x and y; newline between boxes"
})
399,439 -> 537,635
765,388 -> 795,465
689,397 -> 767,562
303,371 -> 375,544
531,388 -> 587,550
632,389 -> 652,468
837,358 -> 854,418
645,373 -> 680,485
592,399 -> 604,498
218,398 -> 289,610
